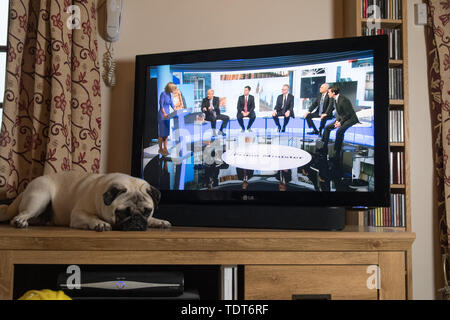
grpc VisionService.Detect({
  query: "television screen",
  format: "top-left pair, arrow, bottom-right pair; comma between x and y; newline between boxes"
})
132,36 -> 390,208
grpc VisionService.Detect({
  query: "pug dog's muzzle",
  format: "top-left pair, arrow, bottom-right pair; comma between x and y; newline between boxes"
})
114,207 -> 151,231
102,184 -> 162,232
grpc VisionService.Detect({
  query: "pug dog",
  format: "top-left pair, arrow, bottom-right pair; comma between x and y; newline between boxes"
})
0,172 -> 171,231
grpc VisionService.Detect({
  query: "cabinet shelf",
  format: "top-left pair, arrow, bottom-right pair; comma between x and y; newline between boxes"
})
389,59 -> 403,66
390,99 -> 404,106
361,18 -> 403,28
390,142 -> 405,148
391,184 -> 406,189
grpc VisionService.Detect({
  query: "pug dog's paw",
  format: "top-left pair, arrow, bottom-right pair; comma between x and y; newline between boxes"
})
159,220 -> 172,228
148,217 -> 171,229
92,221 -> 112,232
11,216 -> 29,229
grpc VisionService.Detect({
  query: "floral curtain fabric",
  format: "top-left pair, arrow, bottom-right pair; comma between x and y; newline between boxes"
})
425,0 -> 450,288
0,0 -> 101,199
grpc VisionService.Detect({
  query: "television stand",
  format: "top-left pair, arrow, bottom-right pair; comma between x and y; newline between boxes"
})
0,225 -> 415,300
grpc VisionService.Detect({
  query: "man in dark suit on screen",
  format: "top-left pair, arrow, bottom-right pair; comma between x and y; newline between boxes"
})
201,89 -> 230,136
305,83 -> 335,136
237,86 -> 256,132
320,86 -> 359,160
272,84 -> 295,132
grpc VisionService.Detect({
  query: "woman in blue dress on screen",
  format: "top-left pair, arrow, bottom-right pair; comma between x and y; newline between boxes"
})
158,82 -> 179,156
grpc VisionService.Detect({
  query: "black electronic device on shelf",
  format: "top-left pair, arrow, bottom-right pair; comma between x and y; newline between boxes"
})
56,271 -> 192,299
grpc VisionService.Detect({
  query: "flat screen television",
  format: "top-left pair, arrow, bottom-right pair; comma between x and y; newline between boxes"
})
131,36 -> 390,230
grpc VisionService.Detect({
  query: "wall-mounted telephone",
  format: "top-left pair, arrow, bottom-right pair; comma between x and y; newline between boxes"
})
105,0 -> 123,42
102,0 -> 123,87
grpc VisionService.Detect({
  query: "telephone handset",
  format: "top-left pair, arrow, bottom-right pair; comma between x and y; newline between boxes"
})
102,0 -> 123,87
105,0 -> 123,42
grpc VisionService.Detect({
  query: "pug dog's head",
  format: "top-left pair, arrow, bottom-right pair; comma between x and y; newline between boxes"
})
101,176 -> 161,231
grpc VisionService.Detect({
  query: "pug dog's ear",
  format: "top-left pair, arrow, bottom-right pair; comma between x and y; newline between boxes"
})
146,185 -> 161,207
103,185 -> 127,206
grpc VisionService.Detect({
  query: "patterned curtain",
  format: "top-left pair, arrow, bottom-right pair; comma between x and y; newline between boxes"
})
0,0 -> 101,199
425,0 -> 450,296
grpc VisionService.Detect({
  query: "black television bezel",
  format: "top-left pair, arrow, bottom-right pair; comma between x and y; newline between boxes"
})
131,36 -> 390,208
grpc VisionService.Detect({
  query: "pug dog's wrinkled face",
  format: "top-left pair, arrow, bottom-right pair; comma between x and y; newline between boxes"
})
102,179 -> 161,231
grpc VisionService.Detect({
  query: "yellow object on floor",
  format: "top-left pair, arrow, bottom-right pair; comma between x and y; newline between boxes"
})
18,289 -> 71,300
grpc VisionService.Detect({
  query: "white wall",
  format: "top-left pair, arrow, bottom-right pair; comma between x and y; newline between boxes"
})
407,0 -> 437,300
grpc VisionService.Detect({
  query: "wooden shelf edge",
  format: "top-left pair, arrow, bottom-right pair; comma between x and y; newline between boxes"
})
361,18 -> 403,27
390,142 -> 405,147
344,225 -> 407,232
389,59 -> 403,66
390,99 -> 404,105
391,184 -> 406,189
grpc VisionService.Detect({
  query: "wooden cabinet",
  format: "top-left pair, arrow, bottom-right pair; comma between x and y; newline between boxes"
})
245,265 -> 378,300
0,225 -> 414,300
245,251 -> 406,300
